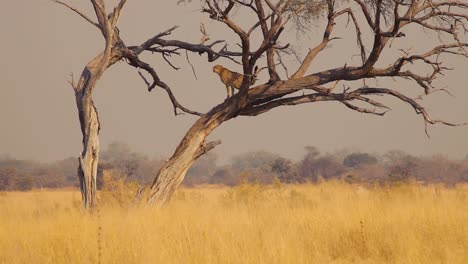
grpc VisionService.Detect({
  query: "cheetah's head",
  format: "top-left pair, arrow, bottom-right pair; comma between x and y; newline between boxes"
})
213,65 -> 223,73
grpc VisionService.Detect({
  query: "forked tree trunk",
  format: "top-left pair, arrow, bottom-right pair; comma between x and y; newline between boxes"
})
147,104 -> 235,206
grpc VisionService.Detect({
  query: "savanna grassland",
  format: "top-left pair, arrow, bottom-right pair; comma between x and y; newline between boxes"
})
0,182 -> 467,264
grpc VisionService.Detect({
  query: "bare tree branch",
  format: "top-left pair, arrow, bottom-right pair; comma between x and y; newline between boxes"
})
242,85 -> 465,138
124,51 -> 202,116
291,1 -> 366,79
194,140 -> 222,159
53,1 -> 100,29
186,50 -> 198,80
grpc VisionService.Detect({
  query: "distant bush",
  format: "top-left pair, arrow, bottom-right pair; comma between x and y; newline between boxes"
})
270,157 -> 302,183
298,146 -> 346,182
185,153 -> 218,186
211,166 -> 239,186
343,153 -> 378,169
15,176 -> 34,191
99,170 -> 140,207
0,167 -> 33,191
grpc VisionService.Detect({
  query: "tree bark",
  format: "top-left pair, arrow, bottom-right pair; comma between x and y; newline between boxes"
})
74,56 -> 106,209
147,104 -> 234,205
74,52 -> 119,209
76,94 -> 100,209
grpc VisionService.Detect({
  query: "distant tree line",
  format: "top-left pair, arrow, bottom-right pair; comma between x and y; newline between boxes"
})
0,142 -> 164,191
1,142 -> 468,191
185,147 -> 468,187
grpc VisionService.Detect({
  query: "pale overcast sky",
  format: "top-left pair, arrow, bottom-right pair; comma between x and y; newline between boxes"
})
1,0 -> 467,162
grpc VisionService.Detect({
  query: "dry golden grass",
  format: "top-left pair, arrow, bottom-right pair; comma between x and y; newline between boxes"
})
0,182 -> 467,264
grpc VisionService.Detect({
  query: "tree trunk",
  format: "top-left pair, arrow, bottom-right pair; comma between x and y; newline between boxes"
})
147,104 -> 234,206
74,53 -> 117,209
76,93 -> 101,209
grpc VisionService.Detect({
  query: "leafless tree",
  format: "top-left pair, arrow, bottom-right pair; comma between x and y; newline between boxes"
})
56,0 -> 467,208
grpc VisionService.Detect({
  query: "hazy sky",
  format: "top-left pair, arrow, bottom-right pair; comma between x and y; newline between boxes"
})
1,0 -> 467,162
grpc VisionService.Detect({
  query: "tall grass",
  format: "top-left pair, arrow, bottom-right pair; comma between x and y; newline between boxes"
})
0,182 -> 467,263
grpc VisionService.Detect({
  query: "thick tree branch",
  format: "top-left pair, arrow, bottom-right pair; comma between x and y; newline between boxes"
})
130,26 -> 244,64
242,85 -> 465,137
